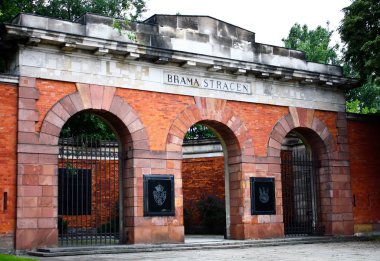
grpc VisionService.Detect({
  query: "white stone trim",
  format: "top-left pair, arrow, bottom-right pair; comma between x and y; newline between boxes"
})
16,47 -> 346,112
0,74 -> 19,84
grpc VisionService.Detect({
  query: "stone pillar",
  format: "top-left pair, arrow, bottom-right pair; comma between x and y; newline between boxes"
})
16,77 -> 58,249
329,112 -> 354,235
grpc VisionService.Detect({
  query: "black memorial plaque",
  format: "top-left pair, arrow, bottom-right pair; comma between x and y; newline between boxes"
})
250,177 -> 276,215
143,175 -> 175,216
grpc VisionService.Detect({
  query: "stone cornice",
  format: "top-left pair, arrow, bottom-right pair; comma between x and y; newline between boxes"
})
1,18 -> 359,90
0,74 -> 19,84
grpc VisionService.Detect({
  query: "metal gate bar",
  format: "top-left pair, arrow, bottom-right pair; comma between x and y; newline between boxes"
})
58,137 -> 120,246
281,150 -> 323,236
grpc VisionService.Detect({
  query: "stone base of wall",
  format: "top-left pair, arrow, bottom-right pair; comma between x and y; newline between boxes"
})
130,226 -> 184,244
231,224 -> 284,240
354,224 -> 380,236
0,234 -> 14,253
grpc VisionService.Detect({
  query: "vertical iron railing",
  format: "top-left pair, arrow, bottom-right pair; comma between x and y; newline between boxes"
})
58,137 -> 120,246
281,149 -> 323,236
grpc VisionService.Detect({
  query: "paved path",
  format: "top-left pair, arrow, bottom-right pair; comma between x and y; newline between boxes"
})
34,241 -> 380,261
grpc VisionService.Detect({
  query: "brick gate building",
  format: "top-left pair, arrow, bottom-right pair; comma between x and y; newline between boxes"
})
0,14 -> 379,251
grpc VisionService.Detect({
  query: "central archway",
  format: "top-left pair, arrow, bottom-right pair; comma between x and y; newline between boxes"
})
166,97 -> 254,240
182,123 -> 227,237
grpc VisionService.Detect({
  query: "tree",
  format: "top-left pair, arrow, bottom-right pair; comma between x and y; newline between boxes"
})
339,0 -> 380,84
346,80 -> 380,113
0,1 -> 33,23
282,22 -> 340,65
282,21 -> 379,113
339,0 -> 380,113
60,113 -> 116,140
185,124 -> 217,141
0,0 -> 146,22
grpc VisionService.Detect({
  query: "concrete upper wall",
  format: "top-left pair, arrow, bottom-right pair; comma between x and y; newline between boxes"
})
9,13 -> 342,77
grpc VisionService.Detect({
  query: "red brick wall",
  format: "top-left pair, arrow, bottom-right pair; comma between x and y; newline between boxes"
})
35,80 -> 76,132
182,157 -> 225,229
33,80 -> 341,157
12,78 -> 352,249
115,89 -> 194,151
0,83 -> 17,243
348,118 -> 380,233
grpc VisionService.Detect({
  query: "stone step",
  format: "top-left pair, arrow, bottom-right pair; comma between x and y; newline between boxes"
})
27,236 -> 364,257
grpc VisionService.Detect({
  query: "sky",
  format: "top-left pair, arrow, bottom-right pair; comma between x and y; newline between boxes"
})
142,0 -> 352,47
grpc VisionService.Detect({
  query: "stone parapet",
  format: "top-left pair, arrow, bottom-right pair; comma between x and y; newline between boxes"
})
2,14 -> 358,92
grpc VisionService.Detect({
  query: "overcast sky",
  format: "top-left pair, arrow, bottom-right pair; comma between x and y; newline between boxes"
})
143,0 -> 352,47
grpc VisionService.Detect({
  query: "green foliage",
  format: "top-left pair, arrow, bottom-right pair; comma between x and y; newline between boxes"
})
283,18 -> 380,113
196,195 -> 225,234
0,1 -> 145,67
60,113 -> 116,140
112,17 -> 138,42
58,217 -> 68,235
0,254 -> 37,261
183,206 -> 194,233
282,22 -> 340,65
0,0 -> 147,22
0,0 -> 34,23
346,79 -> 380,113
97,219 -> 119,233
346,100 -> 377,114
339,0 -> 380,84
340,0 -> 380,113
185,124 -> 217,140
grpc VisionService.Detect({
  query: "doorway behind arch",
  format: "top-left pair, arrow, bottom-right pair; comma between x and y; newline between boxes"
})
58,111 -> 123,246
281,130 -> 324,236
182,123 -> 228,240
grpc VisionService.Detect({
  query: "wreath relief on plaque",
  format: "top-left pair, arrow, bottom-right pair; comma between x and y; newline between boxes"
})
143,175 -> 175,216
250,177 -> 276,215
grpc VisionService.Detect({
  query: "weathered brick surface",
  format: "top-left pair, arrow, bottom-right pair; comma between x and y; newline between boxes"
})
226,102 -> 288,156
0,77 -> 358,249
182,157 -> 225,229
348,118 -> 380,233
0,83 -> 17,244
35,80 -> 76,132
116,89 -> 194,151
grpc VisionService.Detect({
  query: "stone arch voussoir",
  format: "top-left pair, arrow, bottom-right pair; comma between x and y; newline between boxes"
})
166,97 -> 254,157
267,107 -> 337,157
39,84 -> 149,147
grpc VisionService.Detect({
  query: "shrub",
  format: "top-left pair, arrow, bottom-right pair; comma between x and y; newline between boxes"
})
196,195 -> 226,234
97,219 -> 119,233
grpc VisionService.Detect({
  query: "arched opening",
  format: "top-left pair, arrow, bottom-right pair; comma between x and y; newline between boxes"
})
182,124 -> 226,237
58,111 -> 127,246
181,120 -> 241,240
281,129 -> 324,236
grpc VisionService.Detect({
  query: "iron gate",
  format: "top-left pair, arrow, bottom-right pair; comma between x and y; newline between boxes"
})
58,137 -> 121,246
281,150 -> 323,236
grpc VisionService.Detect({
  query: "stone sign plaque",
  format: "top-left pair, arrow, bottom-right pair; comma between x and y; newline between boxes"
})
250,177 -> 276,215
164,72 -> 251,94
143,175 -> 175,216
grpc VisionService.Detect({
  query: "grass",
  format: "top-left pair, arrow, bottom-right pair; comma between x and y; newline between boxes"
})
0,254 -> 37,261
